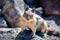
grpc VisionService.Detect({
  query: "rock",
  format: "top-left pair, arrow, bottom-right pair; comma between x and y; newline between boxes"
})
0,28 -> 59,40
15,29 -> 60,40
46,20 -> 58,29
44,16 -> 60,37
2,0 -> 24,27
0,28 -> 21,40
14,0 -> 24,16
53,29 -> 60,37
39,0 -> 60,16
0,17 -> 7,28
44,16 -> 60,28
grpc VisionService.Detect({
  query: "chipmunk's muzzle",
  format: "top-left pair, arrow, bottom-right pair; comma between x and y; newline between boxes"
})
26,14 -> 33,20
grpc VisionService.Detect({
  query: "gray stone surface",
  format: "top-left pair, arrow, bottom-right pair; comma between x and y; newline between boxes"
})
0,28 -> 60,40
14,0 -> 24,16
0,28 -> 21,40
44,16 -> 60,37
45,16 -> 60,30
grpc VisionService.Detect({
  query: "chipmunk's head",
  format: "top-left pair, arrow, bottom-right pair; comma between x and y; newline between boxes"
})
23,6 -> 35,20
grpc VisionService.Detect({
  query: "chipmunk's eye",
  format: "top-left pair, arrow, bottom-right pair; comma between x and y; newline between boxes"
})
31,10 -> 34,13
31,8 -> 35,12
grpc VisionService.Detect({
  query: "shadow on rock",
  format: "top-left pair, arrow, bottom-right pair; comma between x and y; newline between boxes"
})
15,30 -> 33,40
36,31 -> 45,37
15,29 -> 46,40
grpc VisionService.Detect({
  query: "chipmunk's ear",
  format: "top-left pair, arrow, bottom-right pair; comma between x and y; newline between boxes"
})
25,6 -> 29,11
32,8 -> 36,12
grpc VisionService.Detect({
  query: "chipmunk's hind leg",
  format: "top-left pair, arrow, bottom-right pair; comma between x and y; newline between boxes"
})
30,26 -> 39,37
36,21 -> 48,37
40,21 -> 48,38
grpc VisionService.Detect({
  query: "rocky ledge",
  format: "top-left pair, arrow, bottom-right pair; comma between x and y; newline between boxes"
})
0,28 -> 60,40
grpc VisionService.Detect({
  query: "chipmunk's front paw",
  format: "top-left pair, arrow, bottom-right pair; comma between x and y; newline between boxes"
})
32,33 -> 40,38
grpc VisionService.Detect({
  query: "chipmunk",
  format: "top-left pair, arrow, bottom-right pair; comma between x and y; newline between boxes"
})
20,7 -> 55,36
20,7 -> 37,34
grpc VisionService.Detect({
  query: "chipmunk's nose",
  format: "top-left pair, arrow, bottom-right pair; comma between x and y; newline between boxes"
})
25,13 -> 33,20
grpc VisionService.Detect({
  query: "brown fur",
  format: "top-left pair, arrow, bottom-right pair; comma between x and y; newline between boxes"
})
19,7 -> 48,34
20,14 -> 56,36
20,14 -> 37,33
